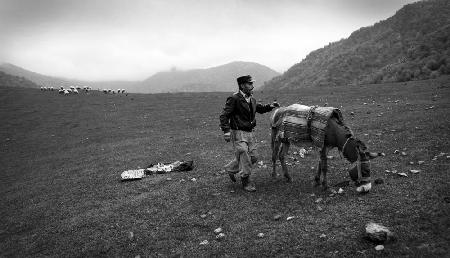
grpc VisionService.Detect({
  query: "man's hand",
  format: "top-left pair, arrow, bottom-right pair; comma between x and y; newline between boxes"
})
224,132 -> 231,142
271,101 -> 280,108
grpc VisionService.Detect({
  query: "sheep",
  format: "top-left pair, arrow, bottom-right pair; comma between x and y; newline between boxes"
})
63,89 -> 70,95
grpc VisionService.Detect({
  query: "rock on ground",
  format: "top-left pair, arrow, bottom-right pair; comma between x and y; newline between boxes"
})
365,222 -> 395,244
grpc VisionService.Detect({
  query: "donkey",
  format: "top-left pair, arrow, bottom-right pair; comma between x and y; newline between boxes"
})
270,104 -> 382,193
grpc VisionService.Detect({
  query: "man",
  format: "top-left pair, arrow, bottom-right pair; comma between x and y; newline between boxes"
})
219,75 -> 279,192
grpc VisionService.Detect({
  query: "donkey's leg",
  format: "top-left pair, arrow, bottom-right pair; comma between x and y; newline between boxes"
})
279,142 -> 292,182
314,160 -> 322,186
271,139 -> 281,178
319,147 -> 328,190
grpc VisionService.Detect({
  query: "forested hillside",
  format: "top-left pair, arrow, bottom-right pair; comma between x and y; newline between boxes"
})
262,0 -> 450,90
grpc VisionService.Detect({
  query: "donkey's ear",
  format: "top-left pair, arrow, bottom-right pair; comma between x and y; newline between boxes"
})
366,152 -> 385,159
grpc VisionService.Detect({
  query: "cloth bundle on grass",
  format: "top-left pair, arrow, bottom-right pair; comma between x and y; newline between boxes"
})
277,104 -> 344,148
121,160 -> 194,181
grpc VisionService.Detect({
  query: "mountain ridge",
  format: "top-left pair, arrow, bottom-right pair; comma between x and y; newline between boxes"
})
0,61 -> 279,93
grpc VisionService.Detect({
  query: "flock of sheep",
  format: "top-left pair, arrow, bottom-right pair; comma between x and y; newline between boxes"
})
102,89 -> 127,94
39,86 -> 127,95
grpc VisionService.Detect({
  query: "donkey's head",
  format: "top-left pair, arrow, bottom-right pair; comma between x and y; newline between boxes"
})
343,137 -> 383,193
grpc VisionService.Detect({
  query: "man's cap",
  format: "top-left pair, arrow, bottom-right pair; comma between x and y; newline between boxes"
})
237,75 -> 255,85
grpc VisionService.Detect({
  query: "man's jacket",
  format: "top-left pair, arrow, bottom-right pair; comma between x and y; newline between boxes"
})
219,92 -> 274,133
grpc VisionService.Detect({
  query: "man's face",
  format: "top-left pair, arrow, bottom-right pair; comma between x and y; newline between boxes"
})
241,82 -> 254,96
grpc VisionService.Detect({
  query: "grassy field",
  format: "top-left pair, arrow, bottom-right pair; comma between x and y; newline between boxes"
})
1,77 -> 449,257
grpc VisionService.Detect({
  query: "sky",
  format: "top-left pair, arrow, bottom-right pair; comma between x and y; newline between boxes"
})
0,0 -> 418,81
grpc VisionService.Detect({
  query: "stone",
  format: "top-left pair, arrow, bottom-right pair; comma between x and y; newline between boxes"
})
216,233 -> 225,240
273,214 -> 282,220
418,161 -> 425,165
214,227 -> 223,234
375,245 -> 384,251
338,188 -> 344,194
257,233 -> 265,238
200,214 -> 207,218
199,240 -> 209,245
365,222 -> 395,243
315,198 -> 323,203
286,216 -> 295,221
410,169 -> 421,174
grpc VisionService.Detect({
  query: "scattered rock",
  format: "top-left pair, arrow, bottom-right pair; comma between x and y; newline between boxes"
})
230,190 -> 235,193
375,245 -> 385,251
190,178 -> 197,182
327,155 -> 334,159
273,214 -> 282,221
200,214 -> 207,218
317,206 -> 323,211
418,161 -> 425,165
286,216 -> 295,221
401,152 -> 407,156
166,177 -> 172,181
329,193 -> 335,197
128,232 -> 134,240
216,233 -> 225,240
214,227 -> 223,234
394,150 -> 400,154
199,240 -> 209,245
257,233 -> 265,238
350,112 -> 355,116
319,234 -> 327,238
397,172 -> 408,177
375,178 -> 384,184
310,193 -> 316,197
315,198 -> 323,203
410,169 -> 421,174
409,161 -> 414,165
385,170 -> 391,173
338,188 -> 344,194
365,222 -> 395,243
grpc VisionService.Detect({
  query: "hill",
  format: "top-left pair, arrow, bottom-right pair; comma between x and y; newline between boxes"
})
0,63 -> 138,91
137,61 -> 280,93
0,61 -> 279,93
0,71 -> 40,88
262,0 -> 450,90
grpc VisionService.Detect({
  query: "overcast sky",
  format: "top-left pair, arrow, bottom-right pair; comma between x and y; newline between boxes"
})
0,0 -> 417,81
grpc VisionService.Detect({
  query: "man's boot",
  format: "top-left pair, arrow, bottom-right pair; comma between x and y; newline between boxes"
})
241,176 -> 256,192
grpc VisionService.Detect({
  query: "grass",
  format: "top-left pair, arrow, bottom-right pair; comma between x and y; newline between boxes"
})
0,77 -> 449,257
